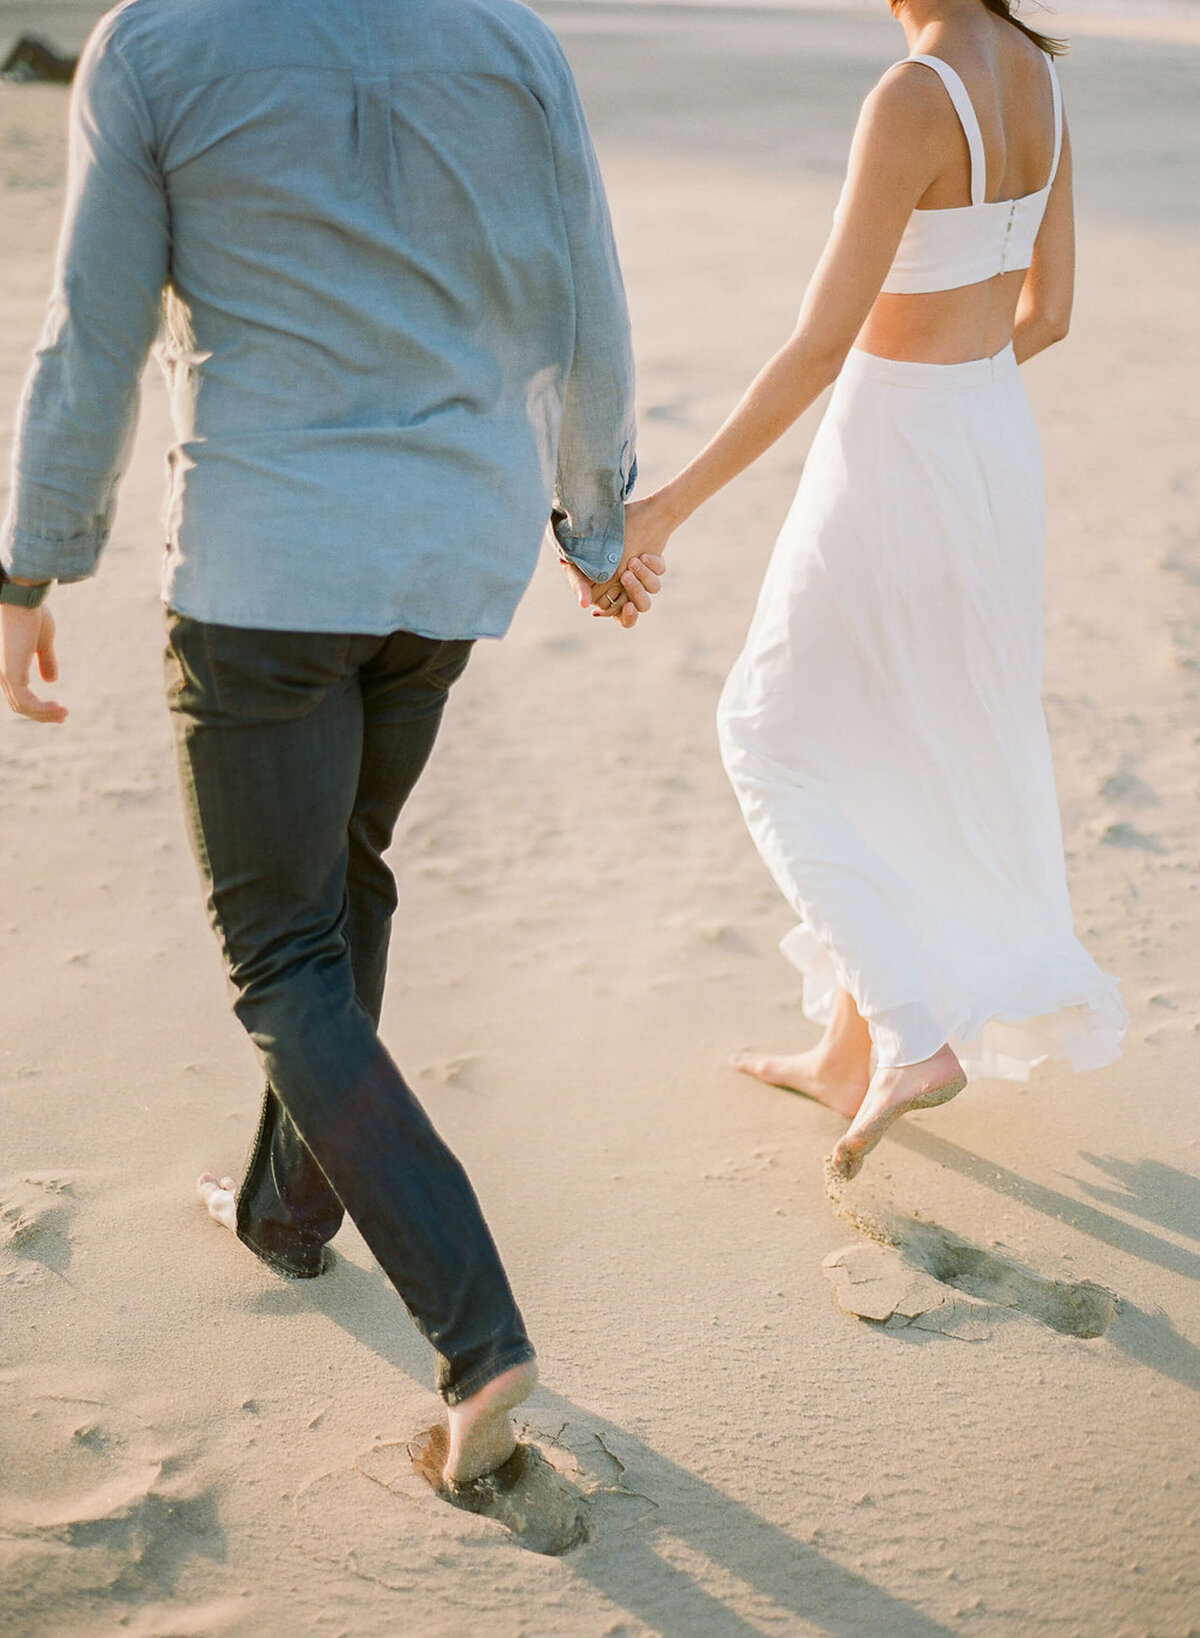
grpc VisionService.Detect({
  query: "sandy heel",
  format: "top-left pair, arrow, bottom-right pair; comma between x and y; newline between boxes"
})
829,1071 -> 967,1182
902,1071 -> 968,1115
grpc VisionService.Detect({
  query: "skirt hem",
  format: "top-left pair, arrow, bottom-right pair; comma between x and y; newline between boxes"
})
780,923 -> 1127,1084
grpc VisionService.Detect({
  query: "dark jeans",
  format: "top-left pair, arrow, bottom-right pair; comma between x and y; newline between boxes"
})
165,614 -> 535,1405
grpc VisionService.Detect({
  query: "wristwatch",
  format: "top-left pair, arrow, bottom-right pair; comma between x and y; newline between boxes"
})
0,566 -> 51,609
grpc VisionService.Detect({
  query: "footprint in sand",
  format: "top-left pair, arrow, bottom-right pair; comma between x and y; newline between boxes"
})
1096,819 -> 1165,854
0,1380 -> 225,1630
822,1191 -> 1117,1341
0,1173 -> 77,1279
292,1420 -> 653,1583
409,1425 -> 588,1556
1097,765 -> 1161,810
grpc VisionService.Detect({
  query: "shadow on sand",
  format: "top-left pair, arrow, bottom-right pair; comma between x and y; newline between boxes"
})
881,1126 -> 1200,1392
888,1124 -> 1200,1282
250,1120 -> 1200,1620
254,1255 -> 960,1634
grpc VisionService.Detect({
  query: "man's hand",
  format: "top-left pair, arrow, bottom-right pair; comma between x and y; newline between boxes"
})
559,553 -> 600,612
0,603 -> 67,723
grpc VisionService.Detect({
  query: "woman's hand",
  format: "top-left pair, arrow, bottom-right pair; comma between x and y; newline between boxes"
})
622,493 -> 676,566
588,492 -> 676,625
589,551 -> 665,626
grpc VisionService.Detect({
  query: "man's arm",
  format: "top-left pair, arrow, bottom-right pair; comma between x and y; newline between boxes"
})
1,12 -> 169,589
541,43 -> 637,598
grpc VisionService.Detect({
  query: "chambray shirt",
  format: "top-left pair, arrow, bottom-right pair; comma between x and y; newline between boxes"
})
1,0 -> 636,637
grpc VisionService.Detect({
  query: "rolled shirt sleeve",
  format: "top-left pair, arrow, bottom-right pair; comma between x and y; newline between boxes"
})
542,45 -> 637,585
1,14 -> 169,583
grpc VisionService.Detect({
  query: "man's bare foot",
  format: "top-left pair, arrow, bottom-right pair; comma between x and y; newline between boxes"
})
445,1359 -> 539,1485
828,1045 -> 966,1182
732,1047 -> 870,1120
410,1422 -> 587,1555
197,1172 -> 237,1232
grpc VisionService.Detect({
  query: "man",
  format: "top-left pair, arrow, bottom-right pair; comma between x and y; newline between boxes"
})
0,0 -> 662,1490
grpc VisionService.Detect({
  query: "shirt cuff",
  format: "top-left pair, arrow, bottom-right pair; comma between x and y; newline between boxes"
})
552,453 -> 638,583
0,522 -> 106,584
554,516 -> 625,583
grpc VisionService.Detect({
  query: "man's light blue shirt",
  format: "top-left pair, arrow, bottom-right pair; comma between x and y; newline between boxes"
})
1,0 -> 636,637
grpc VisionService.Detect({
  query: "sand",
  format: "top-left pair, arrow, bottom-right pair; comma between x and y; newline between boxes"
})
2,4 -> 1198,1635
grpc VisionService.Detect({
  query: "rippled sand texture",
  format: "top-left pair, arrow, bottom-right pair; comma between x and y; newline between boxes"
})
1,4 -> 1198,1635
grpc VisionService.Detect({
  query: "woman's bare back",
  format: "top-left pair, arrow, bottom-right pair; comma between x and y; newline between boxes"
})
858,7 -> 1073,365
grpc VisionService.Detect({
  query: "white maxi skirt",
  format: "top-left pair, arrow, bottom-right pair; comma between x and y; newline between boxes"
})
718,344 -> 1126,1079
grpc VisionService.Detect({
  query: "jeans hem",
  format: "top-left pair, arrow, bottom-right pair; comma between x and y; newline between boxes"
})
442,1342 -> 538,1408
238,1227 -> 335,1280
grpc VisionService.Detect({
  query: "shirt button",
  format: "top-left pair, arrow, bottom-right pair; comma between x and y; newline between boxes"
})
608,549 -> 620,564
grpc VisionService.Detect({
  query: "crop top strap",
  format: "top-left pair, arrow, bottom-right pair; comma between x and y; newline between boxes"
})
1046,55 -> 1064,190
905,54 -> 986,207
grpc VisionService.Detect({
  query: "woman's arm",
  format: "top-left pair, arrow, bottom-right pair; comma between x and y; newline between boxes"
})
1014,122 -> 1074,364
625,66 -> 945,553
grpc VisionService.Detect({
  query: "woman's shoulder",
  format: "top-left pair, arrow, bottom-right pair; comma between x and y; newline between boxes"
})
856,56 -> 961,152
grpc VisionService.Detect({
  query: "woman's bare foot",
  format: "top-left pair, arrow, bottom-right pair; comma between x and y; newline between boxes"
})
445,1359 -> 539,1486
734,989 -> 873,1119
828,1045 -> 966,1182
732,1047 -> 869,1119
197,1172 -> 237,1232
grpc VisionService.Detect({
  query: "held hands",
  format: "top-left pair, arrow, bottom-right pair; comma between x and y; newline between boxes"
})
560,550 -> 664,628
0,604 -> 67,723
559,494 -> 675,628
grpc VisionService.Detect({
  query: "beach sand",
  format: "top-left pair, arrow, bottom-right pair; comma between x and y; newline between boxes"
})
2,4 -> 1198,1635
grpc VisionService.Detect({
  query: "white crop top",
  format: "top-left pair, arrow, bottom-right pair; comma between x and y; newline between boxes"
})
857,52 -> 1064,295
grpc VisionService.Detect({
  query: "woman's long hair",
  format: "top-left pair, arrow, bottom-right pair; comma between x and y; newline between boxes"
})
892,0 -> 1068,56
980,0 -> 1068,57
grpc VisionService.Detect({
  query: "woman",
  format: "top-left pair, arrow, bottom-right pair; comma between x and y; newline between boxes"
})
611,0 -> 1126,1180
